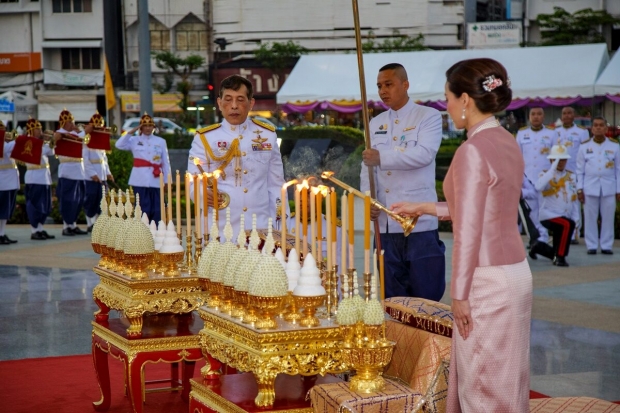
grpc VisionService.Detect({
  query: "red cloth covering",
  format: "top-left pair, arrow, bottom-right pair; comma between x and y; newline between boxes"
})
0,130 -> 5,157
10,135 -> 43,165
88,129 -> 111,150
55,137 -> 83,158
133,158 -> 161,177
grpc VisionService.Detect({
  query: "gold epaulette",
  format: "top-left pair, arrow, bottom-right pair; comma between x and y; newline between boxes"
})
518,126 -> 528,131
609,137 -> 619,144
565,169 -> 573,175
197,124 -> 221,134
582,138 -> 592,144
577,125 -> 586,130
545,125 -> 556,130
251,118 -> 276,132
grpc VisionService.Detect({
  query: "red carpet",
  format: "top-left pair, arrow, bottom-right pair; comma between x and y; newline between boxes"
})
0,354 -> 206,413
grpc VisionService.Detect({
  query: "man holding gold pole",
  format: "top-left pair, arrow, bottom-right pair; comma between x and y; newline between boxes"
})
360,63 -> 446,301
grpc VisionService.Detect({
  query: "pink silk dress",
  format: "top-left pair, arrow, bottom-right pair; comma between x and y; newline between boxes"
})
436,117 -> 532,413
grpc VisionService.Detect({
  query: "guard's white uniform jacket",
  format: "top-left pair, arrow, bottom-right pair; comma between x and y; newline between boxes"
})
115,133 -> 171,186
56,128 -> 85,180
556,124 -> 589,173
0,141 -> 19,191
360,98 -> 441,234
188,118 -> 286,238
535,168 -> 580,223
83,147 -> 111,181
576,138 -> 620,250
516,126 -> 557,181
24,142 -> 54,185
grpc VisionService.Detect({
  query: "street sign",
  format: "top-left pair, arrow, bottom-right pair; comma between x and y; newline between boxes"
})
0,99 -> 15,113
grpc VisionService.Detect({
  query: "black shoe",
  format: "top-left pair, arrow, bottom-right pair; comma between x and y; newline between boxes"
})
3,235 -> 18,243
62,228 -> 75,236
41,230 -> 55,239
528,248 -> 537,260
31,232 -> 46,240
587,249 -> 597,255
87,225 -> 94,233
570,239 -> 579,245
601,250 -> 613,255
553,256 -> 569,267
71,227 -> 88,235
0,235 -> 11,245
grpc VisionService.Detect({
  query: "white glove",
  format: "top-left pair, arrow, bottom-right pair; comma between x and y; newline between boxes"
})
551,157 -> 560,170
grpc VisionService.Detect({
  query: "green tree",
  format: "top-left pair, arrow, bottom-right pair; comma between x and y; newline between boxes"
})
254,41 -> 309,81
151,51 -> 206,123
362,30 -> 427,53
535,7 -> 620,46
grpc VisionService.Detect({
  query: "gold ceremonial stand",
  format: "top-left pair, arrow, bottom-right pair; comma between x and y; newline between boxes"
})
92,266 -> 207,338
195,305 -> 348,409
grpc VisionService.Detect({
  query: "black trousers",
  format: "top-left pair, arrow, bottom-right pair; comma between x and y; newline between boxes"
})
541,217 -> 576,258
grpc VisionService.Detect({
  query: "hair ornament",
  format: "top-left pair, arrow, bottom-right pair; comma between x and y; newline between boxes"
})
482,75 -> 503,92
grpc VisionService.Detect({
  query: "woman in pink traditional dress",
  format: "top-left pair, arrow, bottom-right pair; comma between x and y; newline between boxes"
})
391,58 -> 532,412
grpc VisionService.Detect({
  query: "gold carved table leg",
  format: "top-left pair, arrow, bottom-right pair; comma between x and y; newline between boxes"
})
124,307 -> 144,338
93,296 -> 111,322
253,371 -> 278,408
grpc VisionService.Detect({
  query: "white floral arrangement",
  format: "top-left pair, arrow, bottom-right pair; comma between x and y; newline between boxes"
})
233,248 -> 261,292
248,254 -> 289,297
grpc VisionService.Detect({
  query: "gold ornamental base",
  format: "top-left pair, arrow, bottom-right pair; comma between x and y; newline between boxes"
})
282,291 -> 302,323
231,290 -> 247,320
207,282 -> 223,309
295,295 -> 326,328
160,251 -> 184,277
341,340 -> 396,394
125,252 -> 152,279
248,295 -> 285,330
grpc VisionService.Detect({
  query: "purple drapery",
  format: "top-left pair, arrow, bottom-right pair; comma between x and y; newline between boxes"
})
281,100 -> 389,114
606,94 -> 620,104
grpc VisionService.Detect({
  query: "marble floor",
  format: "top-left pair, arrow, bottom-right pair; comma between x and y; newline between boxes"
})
0,225 -> 619,401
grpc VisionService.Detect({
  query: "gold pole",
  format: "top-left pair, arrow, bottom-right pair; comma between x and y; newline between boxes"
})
351,0 -> 382,251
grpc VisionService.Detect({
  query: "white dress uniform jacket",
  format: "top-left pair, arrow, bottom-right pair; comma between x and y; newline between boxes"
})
576,138 -> 620,197
24,142 -> 54,185
556,124 -> 589,172
83,147 -> 111,182
0,141 -> 19,191
360,99 -> 441,234
516,126 -> 557,181
535,169 -> 580,223
56,128 -> 85,180
115,133 -> 171,186
188,118 -> 286,238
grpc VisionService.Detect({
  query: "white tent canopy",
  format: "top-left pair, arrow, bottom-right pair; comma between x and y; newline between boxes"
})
595,50 -> 620,96
277,44 -> 609,104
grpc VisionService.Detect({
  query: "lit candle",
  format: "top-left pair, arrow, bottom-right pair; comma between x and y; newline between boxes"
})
341,191 -> 347,273
364,192 -> 371,274
294,184 -> 301,254
281,183 -> 287,253
330,188 -> 337,268
159,172 -> 165,222
348,192 -> 355,269
302,180 -> 308,259
212,170 -> 219,222
202,173 -> 209,239
185,172 -> 191,237
316,188 -> 323,264
325,187 -> 332,269
195,174 -> 201,240
176,170 -> 181,236
310,187 -> 316,261
167,168 -> 172,224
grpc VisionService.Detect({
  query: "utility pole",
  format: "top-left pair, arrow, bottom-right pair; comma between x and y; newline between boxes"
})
138,0 -> 153,115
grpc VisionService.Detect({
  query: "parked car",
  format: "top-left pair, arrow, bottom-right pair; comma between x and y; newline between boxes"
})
121,117 -> 182,136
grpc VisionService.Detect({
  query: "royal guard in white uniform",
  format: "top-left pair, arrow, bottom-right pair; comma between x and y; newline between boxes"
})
187,75 -> 286,239
556,106 -> 589,244
576,117 -> 620,255
115,113 -> 171,222
23,118 -> 56,240
0,121 -> 19,244
360,63 -> 445,301
54,109 -> 93,236
534,144 -> 581,267
516,107 -> 556,247
83,112 -> 114,232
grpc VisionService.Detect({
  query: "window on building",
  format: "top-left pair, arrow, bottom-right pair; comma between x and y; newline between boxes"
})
52,0 -> 92,13
150,21 -> 171,51
61,48 -> 101,70
176,22 -> 207,51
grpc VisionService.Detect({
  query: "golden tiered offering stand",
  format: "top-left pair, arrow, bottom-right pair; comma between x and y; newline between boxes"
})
92,266 -> 207,338
197,305 -> 348,408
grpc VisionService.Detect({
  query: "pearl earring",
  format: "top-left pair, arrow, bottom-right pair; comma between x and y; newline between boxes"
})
461,108 -> 466,120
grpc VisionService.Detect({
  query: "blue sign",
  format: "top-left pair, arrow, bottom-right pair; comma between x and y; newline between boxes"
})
0,99 -> 15,113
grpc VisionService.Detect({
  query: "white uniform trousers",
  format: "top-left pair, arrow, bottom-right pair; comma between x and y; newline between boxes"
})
524,194 -> 549,243
584,193 -> 616,251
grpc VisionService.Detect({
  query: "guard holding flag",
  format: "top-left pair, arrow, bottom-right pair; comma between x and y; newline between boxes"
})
0,121 -> 19,244
115,112 -> 170,221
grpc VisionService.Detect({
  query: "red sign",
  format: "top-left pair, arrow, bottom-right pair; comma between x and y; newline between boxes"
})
0,53 -> 42,73
55,138 -> 83,158
10,135 -> 43,165
212,67 -> 292,100
88,129 -> 111,151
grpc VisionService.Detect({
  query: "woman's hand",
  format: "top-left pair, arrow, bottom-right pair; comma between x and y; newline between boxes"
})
451,298 -> 473,340
390,202 -> 435,218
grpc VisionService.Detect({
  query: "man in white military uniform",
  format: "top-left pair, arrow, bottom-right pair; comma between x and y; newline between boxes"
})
556,106 -> 589,244
576,117 -> 620,255
115,113 -> 171,222
23,118 -> 56,240
188,75 -> 286,239
361,63 -> 446,301
0,121 -> 19,244
516,106 -> 556,252
54,109 -> 92,236
83,112 -> 114,232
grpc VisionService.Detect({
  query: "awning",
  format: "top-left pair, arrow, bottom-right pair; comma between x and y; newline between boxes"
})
595,50 -> 620,100
37,93 -> 97,122
277,43 -> 609,106
41,40 -> 102,48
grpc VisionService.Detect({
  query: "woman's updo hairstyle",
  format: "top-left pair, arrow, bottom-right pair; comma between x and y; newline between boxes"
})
446,58 -> 512,114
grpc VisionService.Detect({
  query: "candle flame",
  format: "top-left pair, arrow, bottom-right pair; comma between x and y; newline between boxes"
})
212,170 -> 221,179
283,178 -> 298,189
